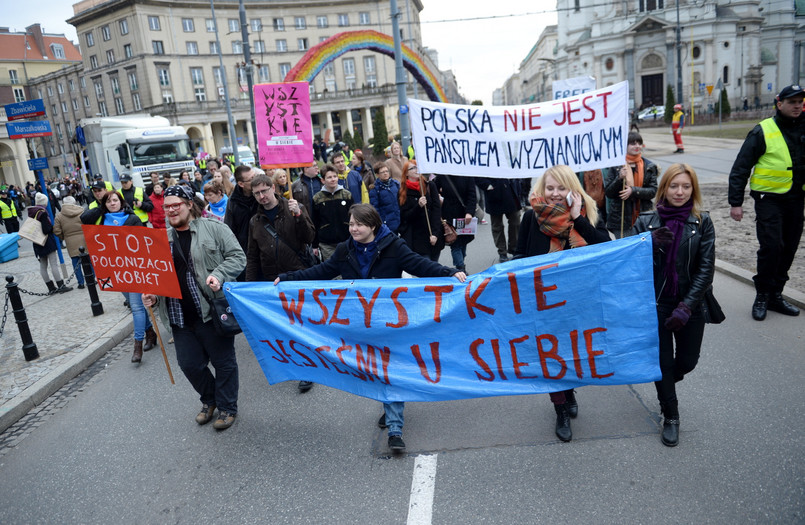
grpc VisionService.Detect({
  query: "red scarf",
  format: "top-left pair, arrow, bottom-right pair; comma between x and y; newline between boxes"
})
405,179 -> 423,193
529,195 -> 588,252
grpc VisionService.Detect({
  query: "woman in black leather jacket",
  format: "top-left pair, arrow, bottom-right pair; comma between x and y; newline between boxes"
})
632,163 -> 715,447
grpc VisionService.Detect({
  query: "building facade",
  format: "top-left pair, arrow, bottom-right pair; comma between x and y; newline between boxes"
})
0,24 -> 82,186
23,0 -> 457,180
497,0 -> 804,110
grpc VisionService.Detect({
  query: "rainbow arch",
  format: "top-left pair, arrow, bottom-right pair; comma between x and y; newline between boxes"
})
284,29 -> 447,103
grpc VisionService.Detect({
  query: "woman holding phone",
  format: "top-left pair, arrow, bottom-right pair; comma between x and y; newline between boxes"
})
513,165 -> 610,442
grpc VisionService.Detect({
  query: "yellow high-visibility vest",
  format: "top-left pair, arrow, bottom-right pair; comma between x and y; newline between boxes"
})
750,118 -> 802,193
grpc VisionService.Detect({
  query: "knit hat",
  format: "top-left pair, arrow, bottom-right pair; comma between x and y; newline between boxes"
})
63,196 -> 76,206
35,192 -> 48,206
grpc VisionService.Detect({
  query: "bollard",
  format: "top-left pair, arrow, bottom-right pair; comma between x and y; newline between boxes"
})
5,276 -> 39,361
79,247 -> 104,316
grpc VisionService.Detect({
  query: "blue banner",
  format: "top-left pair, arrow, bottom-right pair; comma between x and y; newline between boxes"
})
226,234 -> 661,403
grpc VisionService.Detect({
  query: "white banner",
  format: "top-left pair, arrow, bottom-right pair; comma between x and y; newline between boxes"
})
409,81 -> 629,179
552,76 -> 597,100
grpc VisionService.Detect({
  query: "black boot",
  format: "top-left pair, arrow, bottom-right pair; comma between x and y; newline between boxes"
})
752,293 -> 768,321
768,293 -> 800,316
660,402 -> 679,447
55,280 -> 73,293
142,327 -> 156,351
564,389 -> 578,419
554,404 -> 572,442
131,340 -> 143,363
45,281 -> 57,294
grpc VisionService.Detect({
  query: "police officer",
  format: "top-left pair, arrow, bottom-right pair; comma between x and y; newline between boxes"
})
0,189 -> 20,233
728,84 -> 805,320
118,173 -> 153,225
93,173 -> 114,192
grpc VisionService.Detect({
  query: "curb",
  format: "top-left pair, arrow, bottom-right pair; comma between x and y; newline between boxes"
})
0,317 -> 133,434
714,258 -> 805,309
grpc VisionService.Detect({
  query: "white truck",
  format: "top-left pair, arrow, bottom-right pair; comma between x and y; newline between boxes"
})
78,114 -> 195,187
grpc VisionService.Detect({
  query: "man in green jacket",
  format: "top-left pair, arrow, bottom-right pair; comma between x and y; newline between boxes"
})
142,185 -> 246,431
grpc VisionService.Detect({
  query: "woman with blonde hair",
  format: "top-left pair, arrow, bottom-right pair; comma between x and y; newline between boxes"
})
513,164 -> 610,442
213,165 -> 236,196
386,141 -> 405,182
632,163 -> 715,447
272,169 -> 291,199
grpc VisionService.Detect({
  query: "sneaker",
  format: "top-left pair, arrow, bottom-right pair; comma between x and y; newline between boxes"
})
388,434 -> 406,452
378,412 -> 388,429
498,255 -> 509,263
213,411 -> 236,430
195,403 -> 216,425
78,284 -> 85,289
298,381 -> 314,393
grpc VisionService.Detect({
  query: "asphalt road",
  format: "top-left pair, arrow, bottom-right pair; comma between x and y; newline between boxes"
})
0,219 -> 802,524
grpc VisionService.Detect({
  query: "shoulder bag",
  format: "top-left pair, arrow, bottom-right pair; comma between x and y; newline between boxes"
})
171,230 -> 242,336
19,211 -> 48,246
264,221 -> 319,268
700,285 -> 726,324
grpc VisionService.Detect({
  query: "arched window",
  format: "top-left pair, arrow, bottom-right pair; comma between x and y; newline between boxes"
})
723,65 -> 729,84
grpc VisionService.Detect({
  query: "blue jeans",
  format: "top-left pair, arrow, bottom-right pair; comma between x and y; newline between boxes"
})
384,401 -> 404,436
71,256 -> 85,286
173,320 -> 239,414
124,291 -> 152,341
450,243 -> 468,270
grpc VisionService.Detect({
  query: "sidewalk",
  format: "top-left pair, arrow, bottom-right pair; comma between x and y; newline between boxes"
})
0,241 -> 132,433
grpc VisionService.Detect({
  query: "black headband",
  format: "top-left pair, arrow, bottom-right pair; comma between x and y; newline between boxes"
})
163,185 -> 195,200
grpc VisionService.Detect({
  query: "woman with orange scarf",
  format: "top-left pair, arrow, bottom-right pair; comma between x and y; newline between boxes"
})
513,165 -> 610,442
604,132 -> 658,238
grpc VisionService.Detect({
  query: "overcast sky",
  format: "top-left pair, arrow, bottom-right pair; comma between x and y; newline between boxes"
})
5,0 -> 557,104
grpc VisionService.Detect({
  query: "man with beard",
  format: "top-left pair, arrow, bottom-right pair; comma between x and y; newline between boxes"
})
142,185 -> 245,430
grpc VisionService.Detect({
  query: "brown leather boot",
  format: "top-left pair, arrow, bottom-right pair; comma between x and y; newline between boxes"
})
131,340 -> 143,363
143,327 -> 157,351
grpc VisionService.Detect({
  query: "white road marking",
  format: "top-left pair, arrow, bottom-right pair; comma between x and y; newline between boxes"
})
407,453 -> 438,525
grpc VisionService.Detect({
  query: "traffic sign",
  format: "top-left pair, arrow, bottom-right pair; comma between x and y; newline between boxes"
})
5,120 -> 52,139
706,85 -> 714,95
3,99 -> 45,121
400,104 -> 409,115
27,157 -> 49,171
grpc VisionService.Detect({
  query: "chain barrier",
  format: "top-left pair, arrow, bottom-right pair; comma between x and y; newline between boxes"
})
17,268 -> 77,297
0,291 -> 10,338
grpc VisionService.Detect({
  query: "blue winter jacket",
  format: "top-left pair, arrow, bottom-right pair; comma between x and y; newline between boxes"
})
369,178 -> 401,233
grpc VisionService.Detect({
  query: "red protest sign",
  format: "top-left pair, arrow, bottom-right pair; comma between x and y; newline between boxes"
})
81,225 -> 181,298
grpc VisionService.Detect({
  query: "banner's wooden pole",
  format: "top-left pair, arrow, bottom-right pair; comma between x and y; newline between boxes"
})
620,177 -> 626,239
419,176 -> 433,237
147,305 -> 175,385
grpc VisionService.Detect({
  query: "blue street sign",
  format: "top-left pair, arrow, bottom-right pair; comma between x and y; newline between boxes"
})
3,99 -> 45,121
27,157 -> 49,171
400,104 -> 409,114
5,120 -> 52,139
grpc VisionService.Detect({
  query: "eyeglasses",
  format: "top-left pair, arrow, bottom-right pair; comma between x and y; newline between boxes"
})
407,166 -> 418,172
253,188 -> 273,197
162,203 -> 186,212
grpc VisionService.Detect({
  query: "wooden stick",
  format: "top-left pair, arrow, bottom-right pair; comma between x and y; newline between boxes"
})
147,305 -> 175,385
418,177 -> 433,237
619,177 -> 626,239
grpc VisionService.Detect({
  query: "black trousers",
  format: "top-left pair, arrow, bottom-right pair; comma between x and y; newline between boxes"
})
752,191 -> 804,294
172,320 -> 239,414
655,304 -> 705,414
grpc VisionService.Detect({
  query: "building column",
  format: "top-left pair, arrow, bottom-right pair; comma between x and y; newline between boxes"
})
625,48 -> 635,107
666,42 -> 676,100
14,140 -> 33,186
245,120 -> 255,151
325,111 -> 334,143
203,122 -> 215,156
363,107 -> 374,142
345,109 -> 354,137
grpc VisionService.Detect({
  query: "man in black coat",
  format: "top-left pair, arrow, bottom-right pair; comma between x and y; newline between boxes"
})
477,177 -> 522,263
728,84 -> 804,320
225,165 -> 258,281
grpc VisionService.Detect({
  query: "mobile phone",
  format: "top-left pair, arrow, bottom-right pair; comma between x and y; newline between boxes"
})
566,194 -> 574,207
